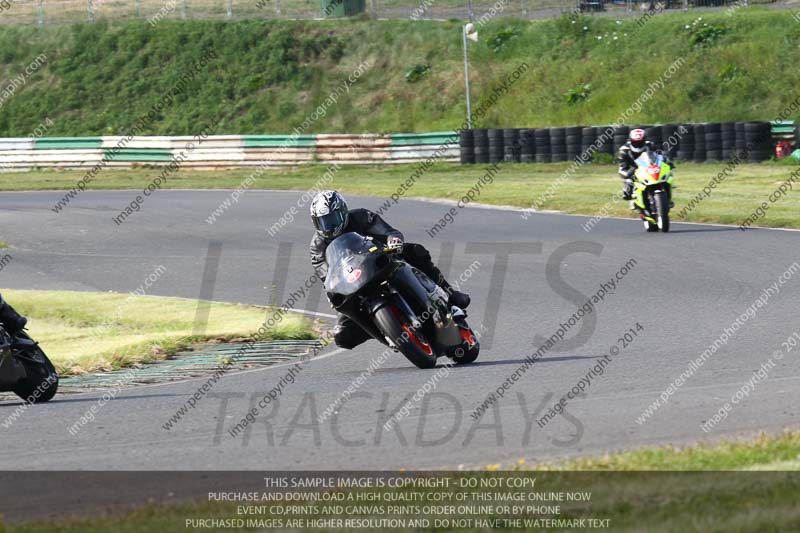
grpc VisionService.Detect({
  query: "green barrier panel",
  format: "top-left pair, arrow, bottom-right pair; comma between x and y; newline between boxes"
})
34,137 -> 104,149
320,0 -> 365,18
244,135 -> 317,148
391,132 -> 459,146
103,149 -> 174,162
771,120 -> 796,135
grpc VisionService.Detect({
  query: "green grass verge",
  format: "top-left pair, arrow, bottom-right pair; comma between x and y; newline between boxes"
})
5,159 -> 800,229
0,9 -> 799,136
1,289 -> 316,376
4,432 -> 798,532
536,430 -> 800,471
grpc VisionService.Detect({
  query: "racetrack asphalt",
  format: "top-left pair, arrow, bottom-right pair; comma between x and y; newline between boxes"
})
1,189 -> 799,472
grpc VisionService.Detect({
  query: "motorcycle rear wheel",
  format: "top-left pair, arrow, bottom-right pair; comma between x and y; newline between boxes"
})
449,327 -> 480,365
13,344 -> 58,403
374,305 -> 438,369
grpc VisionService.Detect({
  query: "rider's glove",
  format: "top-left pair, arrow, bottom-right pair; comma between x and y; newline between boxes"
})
385,236 -> 404,253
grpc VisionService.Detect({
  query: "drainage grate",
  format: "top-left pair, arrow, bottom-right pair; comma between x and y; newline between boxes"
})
3,340 -> 323,397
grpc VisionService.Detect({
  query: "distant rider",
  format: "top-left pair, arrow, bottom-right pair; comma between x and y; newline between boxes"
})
0,294 -> 27,336
309,190 -> 470,349
618,128 -> 674,207
618,128 -> 655,201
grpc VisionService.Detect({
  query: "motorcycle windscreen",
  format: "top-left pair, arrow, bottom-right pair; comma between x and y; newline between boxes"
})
635,152 -> 664,182
324,232 -> 377,296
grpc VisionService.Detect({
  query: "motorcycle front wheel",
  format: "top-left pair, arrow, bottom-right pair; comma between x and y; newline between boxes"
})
655,192 -> 670,232
374,304 -> 438,369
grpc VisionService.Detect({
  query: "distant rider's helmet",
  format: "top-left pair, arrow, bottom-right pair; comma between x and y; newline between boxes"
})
310,190 -> 349,239
628,128 -> 647,155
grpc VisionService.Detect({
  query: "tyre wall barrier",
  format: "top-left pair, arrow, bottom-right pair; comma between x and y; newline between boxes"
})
458,122 -> 793,164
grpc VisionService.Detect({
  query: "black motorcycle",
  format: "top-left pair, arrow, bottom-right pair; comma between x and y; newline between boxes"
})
324,232 -> 480,369
0,327 -> 58,403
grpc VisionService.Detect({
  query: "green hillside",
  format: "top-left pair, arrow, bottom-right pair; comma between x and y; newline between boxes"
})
0,8 -> 798,136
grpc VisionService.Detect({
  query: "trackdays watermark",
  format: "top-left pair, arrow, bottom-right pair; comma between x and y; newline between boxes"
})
0,253 -> 12,272
409,0 -> 435,19
582,125 -> 687,232
112,122 -> 218,226
266,163 -> 340,237
383,323 -> 488,433
204,59 -> 372,225
1,118 -> 54,173
147,0 -> 177,26
476,0 -> 508,26
520,55 -> 686,217
472,256 -> 638,421
537,323 -> 643,429
0,53 -> 47,109
66,370 -> 137,436
700,338 -> 788,433
209,390 -> 584,449
161,271 -> 322,430
738,166 -> 800,230
0,374 -> 58,430
426,164 -> 499,238
71,265 -> 168,356
0,0 -> 16,14
635,261 -> 800,426
51,50 -> 218,214
318,260 -> 482,426
374,62 -> 528,218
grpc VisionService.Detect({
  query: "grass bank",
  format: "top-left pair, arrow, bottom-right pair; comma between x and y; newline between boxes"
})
1,289 -> 315,376
0,9 -> 799,136
3,159 -> 799,229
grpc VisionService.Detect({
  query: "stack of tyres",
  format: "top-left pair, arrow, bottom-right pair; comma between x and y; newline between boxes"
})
704,122 -> 722,161
581,126 -> 598,161
645,126 -> 662,152
596,125 -> 615,154
459,129 -> 475,165
550,127 -> 567,162
503,128 -> 520,163
613,125 -> 630,153
535,128 -> 551,163
488,129 -> 504,163
721,122 -> 736,160
735,122 -> 747,159
744,121 -> 772,162
473,128 -> 489,164
676,124 -> 694,161
520,129 -> 536,163
693,124 -> 706,163
661,123 -> 679,156
566,126 -> 582,161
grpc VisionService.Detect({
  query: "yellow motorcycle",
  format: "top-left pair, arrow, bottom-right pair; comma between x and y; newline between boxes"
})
632,150 -> 674,232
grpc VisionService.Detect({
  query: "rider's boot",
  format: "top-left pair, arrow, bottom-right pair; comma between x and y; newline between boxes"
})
430,267 -> 470,309
407,245 -> 471,310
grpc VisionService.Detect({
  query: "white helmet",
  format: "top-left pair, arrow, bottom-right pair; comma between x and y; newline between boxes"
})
628,128 -> 647,155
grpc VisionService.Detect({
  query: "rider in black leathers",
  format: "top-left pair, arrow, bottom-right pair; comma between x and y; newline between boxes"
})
309,191 -> 470,350
0,294 -> 27,335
